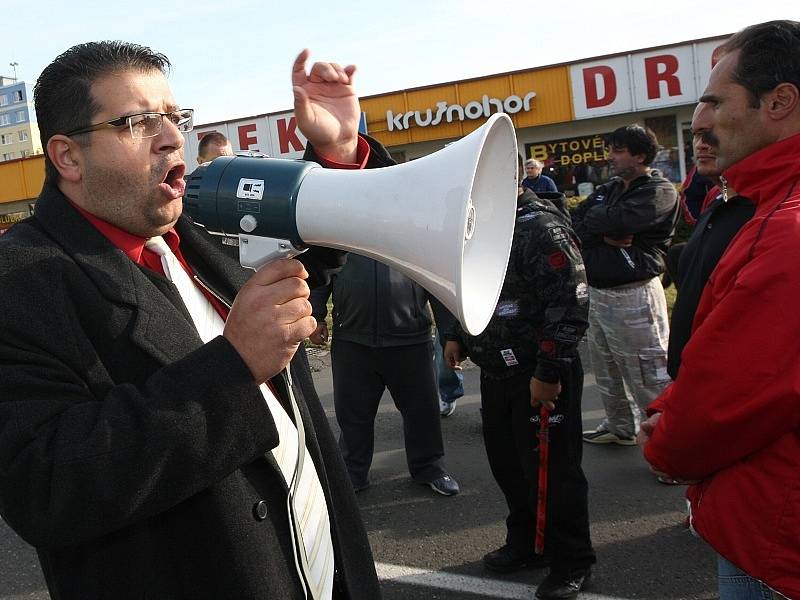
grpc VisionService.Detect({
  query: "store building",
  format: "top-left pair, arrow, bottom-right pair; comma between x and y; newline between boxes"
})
0,32 -> 730,222
185,33 -> 728,198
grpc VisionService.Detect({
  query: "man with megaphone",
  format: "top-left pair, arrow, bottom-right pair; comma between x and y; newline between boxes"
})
0,42 -> 383,600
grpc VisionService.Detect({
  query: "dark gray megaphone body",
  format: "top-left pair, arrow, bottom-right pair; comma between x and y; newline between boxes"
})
183,112 -> 518,336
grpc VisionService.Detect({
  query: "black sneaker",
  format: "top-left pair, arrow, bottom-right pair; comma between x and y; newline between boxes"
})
425,474 -> 460,496
351,481 -> 369,493
535,567 -> 591,599
582,427 -> 636,445
483,545 -> 550,573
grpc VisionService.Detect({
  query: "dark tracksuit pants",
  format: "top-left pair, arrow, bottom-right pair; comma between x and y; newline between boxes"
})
480,358 -> 595,573
331,339 -> 446,487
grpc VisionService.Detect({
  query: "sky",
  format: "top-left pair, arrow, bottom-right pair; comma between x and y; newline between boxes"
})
3,1 -> 797,126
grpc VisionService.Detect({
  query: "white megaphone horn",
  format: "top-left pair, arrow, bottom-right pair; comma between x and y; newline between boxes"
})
183,112 -> 518,335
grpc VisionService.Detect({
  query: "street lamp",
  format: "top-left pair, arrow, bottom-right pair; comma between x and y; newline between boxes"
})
9,62 -> 19,82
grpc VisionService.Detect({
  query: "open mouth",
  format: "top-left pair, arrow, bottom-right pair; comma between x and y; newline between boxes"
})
159,164 -> 187,199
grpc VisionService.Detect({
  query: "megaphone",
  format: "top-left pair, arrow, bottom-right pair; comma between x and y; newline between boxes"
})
183,112 -> 518,335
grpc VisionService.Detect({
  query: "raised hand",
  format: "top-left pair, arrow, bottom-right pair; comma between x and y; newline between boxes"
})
292,48 -> 360,163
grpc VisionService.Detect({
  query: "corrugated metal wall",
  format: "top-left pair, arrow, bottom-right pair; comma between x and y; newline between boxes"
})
0,155 -> 44,207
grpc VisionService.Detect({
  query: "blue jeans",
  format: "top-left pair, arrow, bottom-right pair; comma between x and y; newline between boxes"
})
718,555 -> 783,600
434,329 -> 463,403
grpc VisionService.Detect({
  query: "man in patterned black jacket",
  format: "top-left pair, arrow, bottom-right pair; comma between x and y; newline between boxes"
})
445,185 -> 595,600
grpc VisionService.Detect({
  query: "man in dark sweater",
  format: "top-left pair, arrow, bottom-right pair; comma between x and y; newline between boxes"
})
572,125 -> 679,445
309,256 -> 460,496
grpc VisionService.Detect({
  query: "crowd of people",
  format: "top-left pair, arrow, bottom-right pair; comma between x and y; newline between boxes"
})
0,18 -> 797,600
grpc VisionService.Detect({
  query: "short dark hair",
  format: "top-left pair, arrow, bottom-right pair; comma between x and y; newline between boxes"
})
198,132 -> 230,158
34,41 -> 171,182
718,20 -> 800,108
606,125 -> 659,165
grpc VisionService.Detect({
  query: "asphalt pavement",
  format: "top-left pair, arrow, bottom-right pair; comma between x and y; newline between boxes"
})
0,348 -> 717,599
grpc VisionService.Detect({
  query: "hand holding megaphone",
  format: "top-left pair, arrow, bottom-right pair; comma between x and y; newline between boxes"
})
222,258 -> 317,383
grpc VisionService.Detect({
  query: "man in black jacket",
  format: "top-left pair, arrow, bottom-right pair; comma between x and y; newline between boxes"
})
572,125 -> 679,445
445,187 -> 595,600
665,112 -> 754,381
309,254 -> 460,496
0,42 -> 380,599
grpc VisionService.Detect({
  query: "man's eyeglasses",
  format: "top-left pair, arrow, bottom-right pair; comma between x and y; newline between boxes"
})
65,109 -> 194,139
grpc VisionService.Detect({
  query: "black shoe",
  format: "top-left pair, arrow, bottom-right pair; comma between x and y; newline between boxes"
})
483,545 -> 550,573
348,475 -> 369,493
425,474 -> 460,496
535,568 -> 591,600
351,481 -> 369,493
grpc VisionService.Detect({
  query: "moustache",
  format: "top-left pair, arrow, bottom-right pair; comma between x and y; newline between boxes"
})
699,131 -> 720,147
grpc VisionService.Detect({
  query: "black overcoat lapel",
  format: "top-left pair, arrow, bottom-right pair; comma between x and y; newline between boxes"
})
32,184 -> 205,365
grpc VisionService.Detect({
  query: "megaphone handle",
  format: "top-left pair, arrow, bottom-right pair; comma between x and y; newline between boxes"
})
238,234 -> 308,271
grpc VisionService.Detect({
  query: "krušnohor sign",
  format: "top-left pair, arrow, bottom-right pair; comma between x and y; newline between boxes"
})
386,92 -> 537,131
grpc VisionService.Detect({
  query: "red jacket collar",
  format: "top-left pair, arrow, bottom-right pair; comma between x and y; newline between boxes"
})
723,131 -> 800,209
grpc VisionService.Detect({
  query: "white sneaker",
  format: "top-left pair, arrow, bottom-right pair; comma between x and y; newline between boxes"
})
439,399 -> 456,417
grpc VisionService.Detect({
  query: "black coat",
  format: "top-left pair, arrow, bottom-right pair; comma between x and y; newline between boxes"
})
0,183 -> 380,600
447,191 -> 588,381
667,193 -> 755,378
572,173 -> 679,288
310,253 -> 434,348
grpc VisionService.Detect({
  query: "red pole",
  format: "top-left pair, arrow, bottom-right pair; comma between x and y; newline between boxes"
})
535,405 -> 550,555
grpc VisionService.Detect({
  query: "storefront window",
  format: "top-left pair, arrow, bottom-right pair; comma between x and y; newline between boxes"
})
681,121 -> 694,176
524,133 -> 610,197
524,116 -> 681,197
645,115 -> 680,183
389,150 -> 407,164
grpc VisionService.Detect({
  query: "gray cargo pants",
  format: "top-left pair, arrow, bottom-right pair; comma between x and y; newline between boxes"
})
587,277 -> 671,438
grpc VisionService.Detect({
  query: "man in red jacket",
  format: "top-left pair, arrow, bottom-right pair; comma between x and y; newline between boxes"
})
640,20 -> 800,600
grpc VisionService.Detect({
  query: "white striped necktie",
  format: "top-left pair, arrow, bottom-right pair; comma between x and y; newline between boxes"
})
145,236 -> 334,599
144,236 -> 225,342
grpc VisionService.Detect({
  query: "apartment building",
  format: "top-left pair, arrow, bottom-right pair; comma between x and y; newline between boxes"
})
0,76 -> 42,162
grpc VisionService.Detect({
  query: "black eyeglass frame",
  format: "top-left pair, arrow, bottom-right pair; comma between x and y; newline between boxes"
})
64,108 -> 194,138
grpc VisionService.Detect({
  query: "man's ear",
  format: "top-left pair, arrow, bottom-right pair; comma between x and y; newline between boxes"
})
47,134 -> 84,183
764,83 -> 800,121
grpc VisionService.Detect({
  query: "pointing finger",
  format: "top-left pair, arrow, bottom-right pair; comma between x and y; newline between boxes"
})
291,48 -> 310,87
